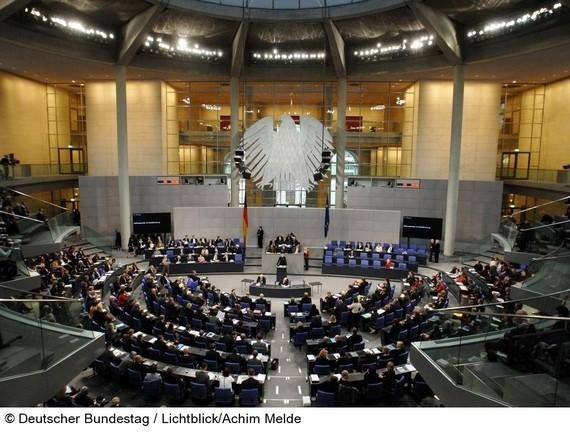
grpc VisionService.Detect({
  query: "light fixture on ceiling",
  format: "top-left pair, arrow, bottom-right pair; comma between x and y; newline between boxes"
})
143,35 -> 223,60
251,48 -> 326,62
353,34 -> 435,61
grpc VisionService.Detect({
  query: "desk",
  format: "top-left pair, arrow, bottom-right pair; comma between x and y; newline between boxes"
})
250,283 -> 311,299
262,253 -> 304,274
322,265 -> 408,280
308,364 -> 416,396
147,260 -> 244,274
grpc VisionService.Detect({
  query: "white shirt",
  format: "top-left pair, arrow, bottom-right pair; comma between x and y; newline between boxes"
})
348,302 -> 363,314
217,375 -> 235,390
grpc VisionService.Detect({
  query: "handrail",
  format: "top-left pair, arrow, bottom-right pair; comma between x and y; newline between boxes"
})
0,298 -> 80,303
428,308 -> 570,322
0,209 -> 44,224
0,283 -> 78,301
504,195 -> 570,218
6,187 -> 68,211
529,253 -> 570,262
519,219 -> 570,232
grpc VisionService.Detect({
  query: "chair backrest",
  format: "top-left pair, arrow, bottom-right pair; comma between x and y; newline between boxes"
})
240,301 -> 250,310
235,254 -> 243,263
338,383 -> 360,406
314,364 -> 331,375
396,255 -> 404,261
255,303 -> 266,312
329,324 -> 341,336
373,260 -> 381,268
215,341 -> 227,352
205,359 -> 219,372
337,363 -> 354,373
384,312 -> 394,326
143,377 -> 162,398
147,347 -> 161,360
336,257 -> 345,266
366,382 -> 384,402
287,304 -> 299,314
408,255 -> 417,263
258,319 -> 271,332
324,255 -> 333,265
127,368 -> 143,387
360,252 -> 368,259
394,308 -> 403,320
315,390 -> 336,407
395,351 -> 409,365
340,311 -> 350,324
163,351 -> 178,365
348,259 -> 357,266
353,341 -> 365,351
396,330 -> 408,343
205,322 -> 218,333
214,387 -> 234,405
374,315 -> 385,330
399,262 -> 407,269
302,303 -> 313,312
372,253 -> 380,260
222,324 -> 234,334
311,327 -> 324,339
247,363 -> 264,375
192,318 -> 203,330
240,388 -> 259,406
190,382 -> 208,400
294,331 -> 308,346
225,362 -> 241,374
163,382 -> 182,400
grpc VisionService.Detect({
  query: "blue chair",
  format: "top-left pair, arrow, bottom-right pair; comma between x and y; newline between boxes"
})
366,382 -> 384,403
151,327 -> 162,337
408,255 -> 417,263
394,308 -> 404,320
258,319 -> 271,333
324,256 -> 333,265
147,347 -> 161,360
383,254 -> 392,260
204,359 -> 219,372
131,317 -> 142,331
215,341 -> 227,352
163,351 -> 178,365
314,364 -> 331,375
329,324 -> 341,336
360,252 -> 368,259
225,362 -> 242,374
240,301 -> 250,310
353,341 -> 365,351
240,388 -> 259,406
384,312 -> 394,326
255,303 -> 266,312
338,240 -> 346,248
164,331 -> 175,341
287,304 -> 299,314
399,262 -> 407,270
302,303 -> 313,313
205,322 -> 218,333
315,390 -> 336,407
214,387 -> 234,406
235,254 -> 243,264
108,362 -> 123,382
195,341 -> 207,349
336,257 -> 346,266
191,318 -> 203,330
222,324 -> 234,334
373,260 -> 381,269
143,378 -> 162,400
409,325 -> 419,341
190,382 -> 209,403
92,359 -> 106,376
372,253 -> 380,260
337,363 -> 354,373
372,315 -> 385,331
164,382 -> 185,402
413,379 -> 432,400
396,255 -> 404,261
340,311 -> 350,326
396,330 -> 408,343
391,376 -> 405,403
127,368 -> 143,388
235,344 -> 248,354
361,259 -> 369,267
395,351 -> 409,365
247,363 -> 264,375
311,327 -> 325,339
331,240 -> 338,247
361,361 -> 377,371
293,332 -> 308,348
348,259 -> 357,267
325,250 -> 333,256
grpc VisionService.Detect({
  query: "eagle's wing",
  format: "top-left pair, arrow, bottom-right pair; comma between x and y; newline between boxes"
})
299,115 -> 333,190
241,116 -> 275,185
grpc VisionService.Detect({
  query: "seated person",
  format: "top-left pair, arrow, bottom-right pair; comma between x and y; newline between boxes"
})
346,328 -> 363,350
363,366 -> 381,384
318,374 -> 339,396
216,368 -> 235,393
280,276 -> 291,287
241,368 -> 262,393
300,292 -> 312,304
385,258 -> 394,269
266,240 -> 277,254
256,273 -> 266,285
315,348 -> 331,366
255,293 -> 268,306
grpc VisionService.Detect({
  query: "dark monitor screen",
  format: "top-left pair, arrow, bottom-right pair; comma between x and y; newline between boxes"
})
402,216 -> 443,240
132,213 -> 172,234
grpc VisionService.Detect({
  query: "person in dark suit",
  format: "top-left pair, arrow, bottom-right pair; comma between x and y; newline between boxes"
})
225,349 -> 246,372
255,293 -> 268,306
257,226 -> 264,249
276,253 -> 287,266
381,361 -> 396,394
240,368 -> 261,391
363,366 -> 381,384
346,328 -> 363,350
300,292 -> 312,304
318,374 -> 339,395
205,344 -> 222,364
195,363 -> 212,390
315,348 -> 331,366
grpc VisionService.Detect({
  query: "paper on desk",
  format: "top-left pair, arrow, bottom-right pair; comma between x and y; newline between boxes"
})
307,354 -> 316,361
310,374 -> 320,382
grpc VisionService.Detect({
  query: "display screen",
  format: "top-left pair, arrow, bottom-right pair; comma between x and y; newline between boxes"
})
402,216 -> 443,239
132,213 -> 172,234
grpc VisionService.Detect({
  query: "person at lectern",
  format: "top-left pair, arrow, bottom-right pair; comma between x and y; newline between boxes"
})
276,252 -> 287,267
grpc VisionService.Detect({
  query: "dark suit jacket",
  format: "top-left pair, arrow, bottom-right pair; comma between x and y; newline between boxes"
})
240,377 -> 260,390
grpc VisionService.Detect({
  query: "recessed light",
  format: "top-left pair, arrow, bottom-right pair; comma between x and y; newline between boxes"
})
512,80 -> 516,83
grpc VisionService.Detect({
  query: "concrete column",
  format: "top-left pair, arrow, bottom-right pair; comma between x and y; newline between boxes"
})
444,64 -> 465,256
116,65 -> 131,251
335,78 -> 347,208
230,77 -> 240,207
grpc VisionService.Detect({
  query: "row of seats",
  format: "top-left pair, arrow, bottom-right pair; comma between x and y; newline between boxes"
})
324,256 -> 412,270
325,250 -> 422,261
326,240 -> 426,254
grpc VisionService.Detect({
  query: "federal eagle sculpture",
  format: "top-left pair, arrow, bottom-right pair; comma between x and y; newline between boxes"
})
240,114 -> 333,192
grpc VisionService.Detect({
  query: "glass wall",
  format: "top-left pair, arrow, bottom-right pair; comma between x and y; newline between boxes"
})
166,80 -> 416,206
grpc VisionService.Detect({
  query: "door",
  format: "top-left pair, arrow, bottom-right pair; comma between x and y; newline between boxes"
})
500,151 -> 530,180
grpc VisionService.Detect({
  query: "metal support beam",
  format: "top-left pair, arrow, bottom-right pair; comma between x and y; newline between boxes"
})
117,4 -> 165,66
0,0 -> 31,22
323,19 -> 346,78
231,21 -> 250,78
406,0 -> 462,65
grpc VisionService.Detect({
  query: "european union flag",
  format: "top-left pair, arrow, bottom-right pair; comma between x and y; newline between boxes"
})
324,197 -> 330,238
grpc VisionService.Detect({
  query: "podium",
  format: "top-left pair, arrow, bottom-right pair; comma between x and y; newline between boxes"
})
276,265 -> 287,284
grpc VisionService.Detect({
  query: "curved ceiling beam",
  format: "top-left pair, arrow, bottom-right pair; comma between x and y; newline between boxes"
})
406,0 -> 462,65
117,3 -> 166,66
0,0 -> 32,22
146,0 -> 404,21
231,21 -> 250,78
323,19 -> 346,78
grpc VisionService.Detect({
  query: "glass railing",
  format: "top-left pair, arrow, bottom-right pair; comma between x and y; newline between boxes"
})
0,284 -> 96,378
414,310 -> 570,406
494,218 -> 520,251
47,211 -> 79,243
81,225 -> 114,251
0,164 -> 86,180
497,167 -> 568,184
